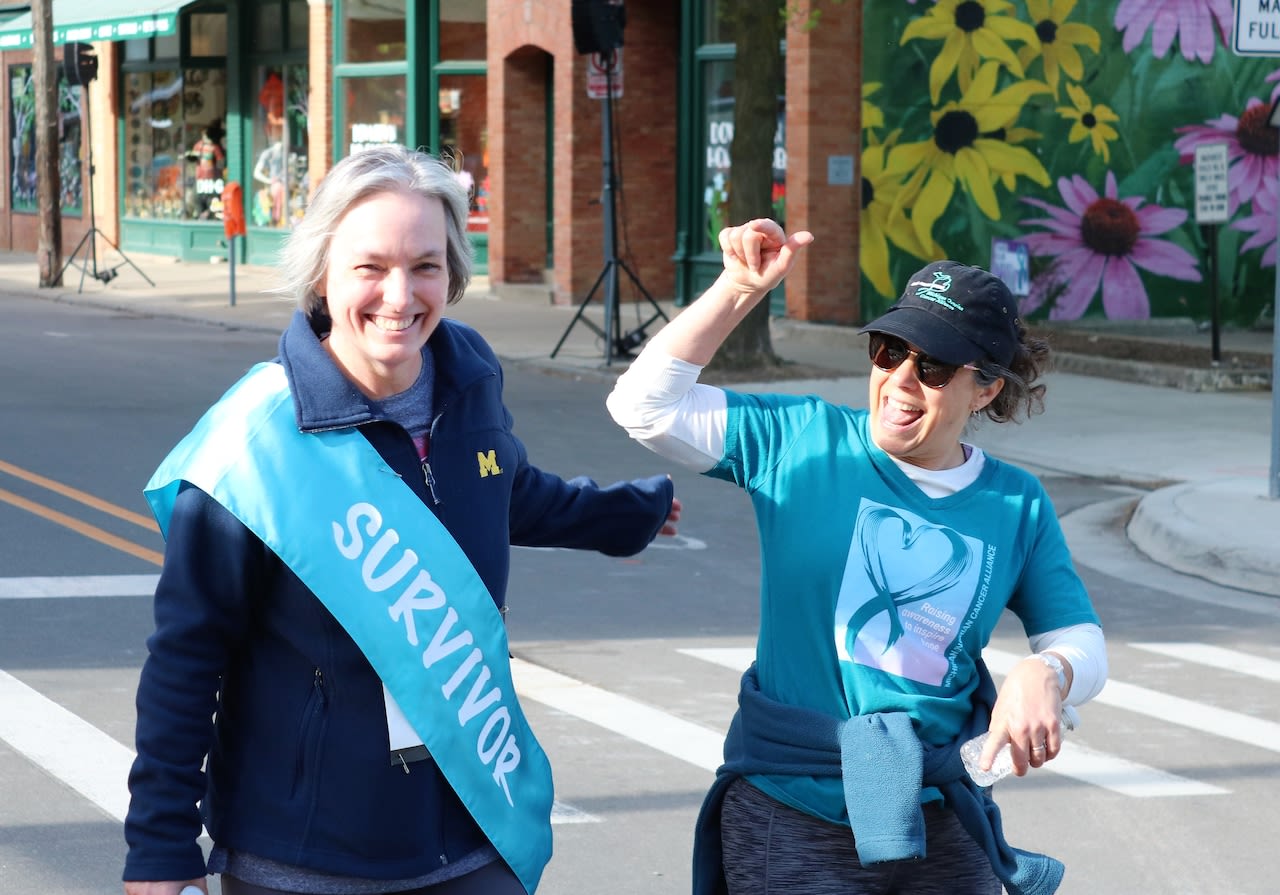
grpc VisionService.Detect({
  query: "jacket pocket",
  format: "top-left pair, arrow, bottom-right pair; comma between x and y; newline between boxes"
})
291,667 -> 328,798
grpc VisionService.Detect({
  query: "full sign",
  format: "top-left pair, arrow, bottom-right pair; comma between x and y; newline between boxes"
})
1234,0 -> 1280,55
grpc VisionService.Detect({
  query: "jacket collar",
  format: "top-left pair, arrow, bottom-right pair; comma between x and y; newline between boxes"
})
277,309 -> 498,432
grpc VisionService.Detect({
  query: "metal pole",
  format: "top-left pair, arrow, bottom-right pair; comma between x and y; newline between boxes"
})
1209,224 -> 1220,364
228,236 -> 237,307
601,57 -> 619,366
1271,233 -> 1279,498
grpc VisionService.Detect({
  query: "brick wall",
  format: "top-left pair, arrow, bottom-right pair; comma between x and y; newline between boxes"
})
307,0 -> 334,195
783,1 -> 861,324
488,0 -> 679,305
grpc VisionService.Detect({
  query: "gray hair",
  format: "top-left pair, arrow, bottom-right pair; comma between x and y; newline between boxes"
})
277,145 -> 473,316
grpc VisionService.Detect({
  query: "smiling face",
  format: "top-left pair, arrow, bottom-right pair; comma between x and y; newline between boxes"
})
868,339 -> 1005,470
320,189 -> 450,399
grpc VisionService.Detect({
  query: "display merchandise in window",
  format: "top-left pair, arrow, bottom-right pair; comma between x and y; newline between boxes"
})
8,65 -> 83,214
251,65 -> 308,229
124,68 -> 226,221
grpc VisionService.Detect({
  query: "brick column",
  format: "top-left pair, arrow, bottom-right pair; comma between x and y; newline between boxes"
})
308,0 -> 334,194
784,1 -> 861,323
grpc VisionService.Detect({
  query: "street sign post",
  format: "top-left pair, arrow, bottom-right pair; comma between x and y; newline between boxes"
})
1234,0 -> 1280,55
1234,2 -> 1280,497
1195,143 -> 1229,364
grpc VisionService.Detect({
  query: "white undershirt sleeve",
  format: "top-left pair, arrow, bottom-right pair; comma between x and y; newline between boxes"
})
1029,622 -> 1108,704
605,349 -> 729,472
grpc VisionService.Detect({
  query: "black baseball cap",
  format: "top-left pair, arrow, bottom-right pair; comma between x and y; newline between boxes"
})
859,260 -> 1019,368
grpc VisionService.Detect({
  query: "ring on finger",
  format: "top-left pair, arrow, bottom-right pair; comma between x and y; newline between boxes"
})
1031,743 -> 1047,752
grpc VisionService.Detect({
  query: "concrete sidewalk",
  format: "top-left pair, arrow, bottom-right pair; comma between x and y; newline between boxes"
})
4,248 -> 1277,599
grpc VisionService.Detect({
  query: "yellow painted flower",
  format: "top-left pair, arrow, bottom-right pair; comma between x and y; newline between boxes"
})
987,126 -> 1044,191
901,0 -> 1039,103
886,61 -> 1051,250
861,134 -> 940,297
863,82 -> 885,132
1016,0 -> 1101,97
1059,83 -> 1120,162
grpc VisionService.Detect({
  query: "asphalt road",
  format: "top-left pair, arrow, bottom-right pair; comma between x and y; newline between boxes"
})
1,294 -> 1277,894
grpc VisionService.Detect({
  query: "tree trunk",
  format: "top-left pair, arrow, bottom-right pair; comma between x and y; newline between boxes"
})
33,0 -> 62,287
710,0 -> 785,372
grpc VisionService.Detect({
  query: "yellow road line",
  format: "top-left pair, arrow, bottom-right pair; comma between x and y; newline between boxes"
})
0,458 -> 157,531
0,487 -> 163,566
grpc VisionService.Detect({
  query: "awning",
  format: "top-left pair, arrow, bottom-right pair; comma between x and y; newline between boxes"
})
0,1 -> 185,50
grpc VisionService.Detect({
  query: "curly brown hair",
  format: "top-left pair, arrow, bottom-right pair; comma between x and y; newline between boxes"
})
973,319 -> 1050,424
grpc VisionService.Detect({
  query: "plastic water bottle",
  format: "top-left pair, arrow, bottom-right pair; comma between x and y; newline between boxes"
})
961,705 -> 1080,786
178,887 -> 204,895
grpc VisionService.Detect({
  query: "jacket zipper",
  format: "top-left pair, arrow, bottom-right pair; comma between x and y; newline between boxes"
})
422,459 -> 441,505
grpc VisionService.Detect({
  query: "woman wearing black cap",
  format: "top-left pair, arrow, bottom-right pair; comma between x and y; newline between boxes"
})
607,218 -> 1107,895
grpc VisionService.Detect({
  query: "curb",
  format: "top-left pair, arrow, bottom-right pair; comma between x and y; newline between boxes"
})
1127,478 -> 1280,598
1050,352 -> 1272,392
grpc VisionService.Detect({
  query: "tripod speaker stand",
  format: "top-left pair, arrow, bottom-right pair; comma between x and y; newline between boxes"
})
57,42 -> 153,293
551,50 -> 668,365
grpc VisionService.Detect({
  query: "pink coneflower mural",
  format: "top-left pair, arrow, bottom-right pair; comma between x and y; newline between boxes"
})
1020,172 -> 1201,320
1234,180 -> 1278,269
1174,98 -> 1280,215
1113,0 -> 1231,64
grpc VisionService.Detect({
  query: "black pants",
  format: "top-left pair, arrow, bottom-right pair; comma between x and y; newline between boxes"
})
719,778 -> 1002,895
220,858 -> 525,895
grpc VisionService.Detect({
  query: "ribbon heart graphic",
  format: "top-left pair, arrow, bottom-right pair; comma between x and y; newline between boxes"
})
844,507 -> 972,660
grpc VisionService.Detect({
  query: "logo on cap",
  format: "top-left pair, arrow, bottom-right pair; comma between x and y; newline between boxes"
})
907,271 -> 964,312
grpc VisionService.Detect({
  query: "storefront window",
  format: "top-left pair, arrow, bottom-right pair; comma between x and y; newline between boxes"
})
702,0 -> 731,44
343,0 -> 407,63
253,1 -> 308,52
289,0 -> 309,49
251,65 -> 309,229
699,62 -> 786,251
8,64 -> 83,214
124,68 -> 226,221
439,0 -> 485,60
343,75 -> 406,155
438,75 -> 488,233
189,12 -> 228,57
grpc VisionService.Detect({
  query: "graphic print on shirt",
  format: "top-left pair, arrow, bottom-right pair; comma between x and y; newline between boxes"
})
833,499 -> 984,686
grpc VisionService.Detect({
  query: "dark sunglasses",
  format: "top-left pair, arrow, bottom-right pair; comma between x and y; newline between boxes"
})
868,333 -> 982,389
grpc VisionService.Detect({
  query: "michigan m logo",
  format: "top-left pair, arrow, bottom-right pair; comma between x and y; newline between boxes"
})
477,449 -> 503,478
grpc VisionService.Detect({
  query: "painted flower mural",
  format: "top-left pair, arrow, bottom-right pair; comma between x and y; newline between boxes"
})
1174,99 -> 1279,215
886,60 -> 1050,250
1113,0 -> 1232,64
1058,84 -> 1119,163
1020,171 -> 1202,319
901,0 -> 1039,102
863,1 -> 1278,326
1235,181 -> 1278,269
861,139 -> 938,298
1018,0 -> 1100,96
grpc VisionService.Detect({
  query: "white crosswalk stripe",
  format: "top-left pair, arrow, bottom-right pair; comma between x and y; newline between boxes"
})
680,645 -> 1257,797
4,575 -> 1278,821
1130,641 -> 1280,683
0,574 -> 159,598
0,666 -> 599,826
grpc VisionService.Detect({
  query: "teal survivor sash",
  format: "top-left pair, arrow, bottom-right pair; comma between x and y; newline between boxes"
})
145,362 -> 554,894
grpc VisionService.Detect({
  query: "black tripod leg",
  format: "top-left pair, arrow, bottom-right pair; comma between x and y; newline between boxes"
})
96,230 -> 156,286
56,228 -> 94,287
617,260 -> 669,322
551,262 -> 611,357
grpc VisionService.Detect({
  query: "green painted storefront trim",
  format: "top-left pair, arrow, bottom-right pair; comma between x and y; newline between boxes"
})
0,1 -> 183,49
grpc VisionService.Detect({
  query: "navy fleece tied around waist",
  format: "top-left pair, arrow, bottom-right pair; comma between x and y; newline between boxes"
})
690,663 -> 1064,895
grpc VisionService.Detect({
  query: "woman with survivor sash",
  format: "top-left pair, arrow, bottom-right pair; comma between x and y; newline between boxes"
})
607,219 -> 1107,895
123,145 -> 681,895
